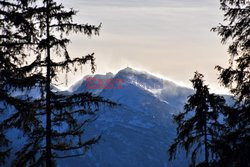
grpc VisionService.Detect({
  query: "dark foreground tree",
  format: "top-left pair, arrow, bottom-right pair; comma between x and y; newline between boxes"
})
168,72 -> 225,166
0,0 -> 45,164
1,0 -> 115,166
211,0 -> 250,166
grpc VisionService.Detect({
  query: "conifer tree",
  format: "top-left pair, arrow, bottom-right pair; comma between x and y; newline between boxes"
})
211,0 -> 250,165
1,0 -> 115,166
0,0 -> 44,164
168,72 -> 225,166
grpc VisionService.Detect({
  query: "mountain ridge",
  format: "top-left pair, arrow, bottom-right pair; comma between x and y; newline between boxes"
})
68,67 -> 191,94
3,67 -> 195,167
55,67 -> 193,166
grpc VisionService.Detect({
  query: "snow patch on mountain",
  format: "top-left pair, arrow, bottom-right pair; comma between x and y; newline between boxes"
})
55,67 -> 193,167
2,67 -> 193,167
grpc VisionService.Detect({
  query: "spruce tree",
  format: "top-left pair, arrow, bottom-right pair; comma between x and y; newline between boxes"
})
1,0 -> 115,166
211,0 -> 250,165
168,72 -> 225,166
0,0 -> 44,165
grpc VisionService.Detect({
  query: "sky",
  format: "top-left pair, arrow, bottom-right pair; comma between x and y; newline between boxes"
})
58,0 -> 229,93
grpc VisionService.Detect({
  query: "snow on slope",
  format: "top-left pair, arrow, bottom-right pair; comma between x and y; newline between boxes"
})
69,72 -> 114,94
57,67 -> 193,167
1,67 -> 193,167
69,67 -> 193,111
2,67 -> 231,167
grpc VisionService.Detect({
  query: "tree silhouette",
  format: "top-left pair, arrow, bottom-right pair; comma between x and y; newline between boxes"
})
0,0 -> 115,166
211,0 -> 250,165
0,0 -> 45,164
168,72 -> 225,166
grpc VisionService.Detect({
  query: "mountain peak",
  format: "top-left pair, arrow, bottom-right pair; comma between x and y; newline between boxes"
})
117,67 -> 155,77
67,67 -> 192,99
105,72 -> 114,77
118,67 -> 137,74
123,66 -> 133,71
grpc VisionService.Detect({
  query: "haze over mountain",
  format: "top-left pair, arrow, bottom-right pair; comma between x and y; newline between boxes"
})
69,67 -> 193,109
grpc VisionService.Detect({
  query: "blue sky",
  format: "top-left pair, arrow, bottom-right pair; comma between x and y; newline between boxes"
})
58,0 -> 229,93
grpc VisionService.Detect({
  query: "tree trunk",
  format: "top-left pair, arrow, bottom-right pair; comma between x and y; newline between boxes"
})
45,0 -> 52,166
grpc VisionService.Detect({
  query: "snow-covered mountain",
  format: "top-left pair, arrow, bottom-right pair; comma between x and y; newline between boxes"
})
2,67 -> 194,167
58,67 -> 193,167
69,67 -> 192,111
